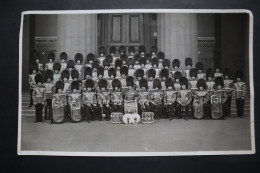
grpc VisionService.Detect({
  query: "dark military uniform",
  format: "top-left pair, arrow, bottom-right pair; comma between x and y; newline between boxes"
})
149,79 -> 164,119
43,70 -> 55,120
164,78 -> 177,120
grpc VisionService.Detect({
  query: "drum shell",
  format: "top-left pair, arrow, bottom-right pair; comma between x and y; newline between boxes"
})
142,112 -> 154,124
110,112 -> 123,124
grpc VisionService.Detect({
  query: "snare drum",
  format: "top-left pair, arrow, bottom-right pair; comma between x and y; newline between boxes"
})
110,112 -> 123,124
142,112 -> 154,124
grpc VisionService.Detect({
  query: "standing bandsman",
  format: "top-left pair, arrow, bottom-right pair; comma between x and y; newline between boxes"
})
138,78 -> 150,115
67,60 -> 75,82
61,70 -> 71,94
233,69 -> 247,118
171,59 -> 181,78
150,79 -> 164,119
205,68 -> 215,119
82,79 -> 97,122
173,71 -> 182,91
120,66 -> 129,96
74,53 -> 84,80
98,46 -> 106,66
43,70 -> 55,120
138,45 -> 146,58
223,67 -> 233,116
196,62 -> 206,80
34,52 -> 43,71
60,52 -> 68,72
32,74 -> 46,123
162,58 -> 170,70
214,65 -> 223,78
110,79 -> 123,113
164,77 -> 177,120
147,69 -> 156,91
128,46 -> 135,58
157,51 -> 165,69
175,77 -> 192,120
120,54 -> 128,67
85,53 -> 95,68
160,69 -> 169,91
135,69 -> 145,90
145,53 -> 152,69
28,63 -> 39,108
150,45 -> 158,58
109,46 -> 118,67
115,59 -> 123,79
151,57 -> 160,78
125,76 -> 138,114
107,67 -> 116,91
53,63 -> 61,84
103,59 -> 111,79
97,79 -> 111,121
46,52 -> 55,71
126,58 -> 135,77
184,57 -> 193,79
188,68 -> 198,92
133,54 -> 141,70
118,45 -> 126,56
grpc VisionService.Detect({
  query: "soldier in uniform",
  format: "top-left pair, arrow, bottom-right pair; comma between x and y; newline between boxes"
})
32,74 -> 46,123
67,60 -> 75,82
91,60 -> 100,82
85,53 -> 95,68
53,63 -> 61,84
149,79 -> 164,119
175,77 -> 192,120
28,63 -> 39,108
110,79 -> 123,113
74,53 -> 84,80
109,46 -> 118,67
128,46 -> 135,59
147,69 -> 156,91
223,67 -> 233,116
183,57 -> 193,80
115,59 -> 123,79
97,79 -> 111,121
188,68 -> 198,92
138,78 -> 150,115
157,51 -> 165,69
162,58 -> 170,70
98,46 -> 106,66
145,53 -> 152,69
120,54 -> 128,67
118,45 -> 126,56
61,70 -> 71,94
107,67 -> 116,91
126,58 -> 135,77
160,69 -> 169,91
135,69 -> 145,90
205,68 -> 215,119
82,79 -> 97,122
171,59 -> 181,78
151,57 -> 160,79
133,54 -> 141,70
60,52 -> 67,72
125,76 -> 138,114
140,57 -> 147,77
150,45 -> 158,58
46,52 -> 55,71
214,65 -> 223,78
164,77 -> 177,120
233,70 -> 247,118
138,45 -> 146,58
173,71 -> 182,91
43,70 -> 55,120
195,62 -> 206,80
103,59 -> 111,79
120,66 -> 129,96
34,52 -> 43,71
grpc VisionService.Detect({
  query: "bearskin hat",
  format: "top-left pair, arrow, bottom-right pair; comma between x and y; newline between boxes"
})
135,69 -> 144,78
35,74 -> 44,84
180,77 -> 188,88
215,76 -> 224,87
112,79 -> 121,88
157,52 -> 165,60
85,79 -> 94,88
92,60 -> 100,69
47,52 -> 55,61
151,57 -> 159,66
150,45 -> 158,53
44,69 -> 54,81
195,62 -> 204,71
134,54 -> 141,62
153,79 -> 161,89
34,52 -> 41,61
71,81 -> 79,90
162,59 -> 170,68
98,46 -> 106,54
98,79 -> 108,89
160,69 -> 169,78
115,59 -> 123,68
106,55 -> 113,64
60,52 -> 67,61
109,46 -> 117,54
128,46 -> 135,53
139,78 -> 148,89
139,57 -> 146,65
185,57 -> 193,66
53,62 -> 61,72
103,59 -> 110,67
172,59 -> 180,68
174,71 -> 182,80
235,69 -> 243,79
165,77 -> 174,87
108,67 -> 116,77
55,81 -> 64,93
120,54 -> 128,62
84,67 -> 92,77
126,58 -> 135,66
30,63 -> 39,73
189,68 -> 198,78
145,53 -> 152,61
61,70 -> 70,80
97,67 -> 104,76
126,76 -> 135,87
138,45 -> 146,54
118,45 -> 126,54
67,60 -> 75,69
74,53 -> 83,63
86,53 -> 95,63
197,79 -> 207,89
223,67 -> 231,77
120,66 -> 128,76
148,69 -> 156,78
71,69 -> 79,79
206,68 -> 214,79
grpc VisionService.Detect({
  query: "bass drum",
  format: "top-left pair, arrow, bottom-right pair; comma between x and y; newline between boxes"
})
123,113 -> 141,124
142,112 -> 154,124
110,112 -> 123,124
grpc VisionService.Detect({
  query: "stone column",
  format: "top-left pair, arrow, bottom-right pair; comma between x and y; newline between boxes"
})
158,13 -> 198,70
57,14 -> 97,60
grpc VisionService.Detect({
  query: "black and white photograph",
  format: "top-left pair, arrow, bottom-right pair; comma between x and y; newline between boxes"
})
18,9 -> 254,156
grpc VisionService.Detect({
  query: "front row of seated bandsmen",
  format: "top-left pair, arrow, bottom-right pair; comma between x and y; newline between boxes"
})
29,61 -> 247,123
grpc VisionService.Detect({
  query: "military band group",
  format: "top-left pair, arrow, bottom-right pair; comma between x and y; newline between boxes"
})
28,45 -> 247,124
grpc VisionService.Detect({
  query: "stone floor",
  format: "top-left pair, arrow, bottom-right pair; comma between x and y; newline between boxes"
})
20,115 -> 252,153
